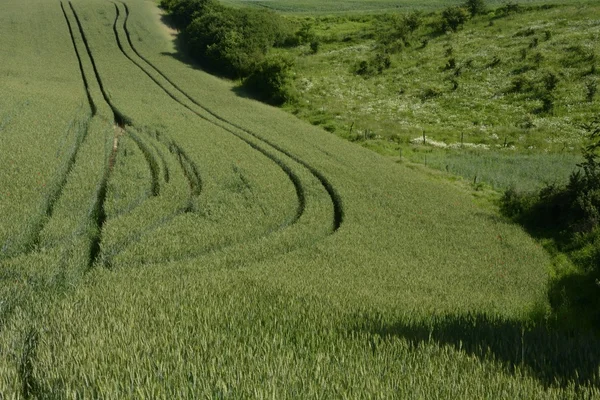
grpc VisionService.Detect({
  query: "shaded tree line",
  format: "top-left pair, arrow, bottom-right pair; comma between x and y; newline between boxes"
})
160,0 -> 298,105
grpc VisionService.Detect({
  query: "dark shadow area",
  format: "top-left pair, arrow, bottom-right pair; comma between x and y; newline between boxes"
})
355,312 -> 600,388
231,85 -> 260,100
548,269 -> 600,331
158,11 -> 178,33
158,14 -> 199,69
501,216 -> 600,333
158,31 -> 238,79
158,13 -> 214,74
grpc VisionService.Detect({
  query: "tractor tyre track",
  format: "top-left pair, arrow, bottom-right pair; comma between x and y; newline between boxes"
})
69,1 -> 130,127
120,2 -> 343,232
99,128 -> 199,266
111,2 -> 305,228
127,129 -> 160,197
0,5 -> 96,261
61,2 -> 96,116
150,141 -> 170,183
68,2 -> 127,266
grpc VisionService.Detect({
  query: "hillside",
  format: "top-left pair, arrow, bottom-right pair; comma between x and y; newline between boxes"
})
0,0 -> 598,397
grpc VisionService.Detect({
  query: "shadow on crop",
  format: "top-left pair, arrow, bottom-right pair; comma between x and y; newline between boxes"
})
159,14 -> 201,69
158,15 -> 260,104
355,312 -> 600,388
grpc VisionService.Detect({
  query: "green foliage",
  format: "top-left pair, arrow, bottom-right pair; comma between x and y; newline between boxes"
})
243,55 -> 297,105
354,51 -> 391,76
570,119 -> 600,230
376,11 -> 422,52
309,39 -> 320,54
294,21 -> 316,45
464,0 -> 487,17
587,79 -> 597,102
502,131 -> 600,235
500,118 -> 600,288
496,1 -> 522,17
162,0 -> 298,103
440,6 -> 470,32
160,0 -> 216,27
184,5 -> 290,77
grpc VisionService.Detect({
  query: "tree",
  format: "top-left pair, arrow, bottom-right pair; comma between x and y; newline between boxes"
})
463,0 -> 487,17
243,55 -> 297,105
441,7 -> 470,32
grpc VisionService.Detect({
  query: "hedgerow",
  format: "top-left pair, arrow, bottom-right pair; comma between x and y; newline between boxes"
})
161,0 -> 296,102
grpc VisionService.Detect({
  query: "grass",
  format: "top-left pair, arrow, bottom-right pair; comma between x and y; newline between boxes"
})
220,0 -> 596,14
275,1 -> 600,191
400,146 -> 581,192
0,0 -> 598,397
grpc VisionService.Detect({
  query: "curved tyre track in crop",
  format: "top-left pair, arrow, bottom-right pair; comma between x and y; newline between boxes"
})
61,2 -> 96,117
120,1 -> 343,232
62,1 -> 342,267
68,2 -> 202,266
111,1 -> 304,222
0,5 -> 97,261
0,3 -> 96,262
102,2 -> 311,263
67,1 -> 143,266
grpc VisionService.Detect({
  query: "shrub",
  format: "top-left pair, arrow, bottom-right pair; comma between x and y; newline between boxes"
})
160,0 -> 216,27
463,0 -> 487,17
497,1 -> 522,16
510,76 -> 532,93
310,39 -> 320,54
444,57 -> 456,71
587,79 -> 597,102
185,5 -> 290,78
543,72 -> 559,92
501,117 -> 600,235
487,55 -> 501,68
376,12 -> 422,52
294,22 -> 316,46
354,52 -> 391,76
441,7 -> 470,32
569,118 -> 600,231
421,86 -> 443,101
243,55 -> 297,105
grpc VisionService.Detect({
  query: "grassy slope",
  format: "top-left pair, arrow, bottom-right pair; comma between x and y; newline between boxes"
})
0,0 -> 598,397
220,0 -> 591,14
274,2 -> 600,191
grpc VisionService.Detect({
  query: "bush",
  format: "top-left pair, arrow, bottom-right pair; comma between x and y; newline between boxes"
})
184,5 -> 291,78
510,76 -> 532,93
243,55 -> 297,105
376,12 -> 422,52
295,22 -> 316,45
421,86 -> 443,101
354,52 -> 391,76
587,79 -> 597,102
441,7 -> 470,32
160,0 -> 216,27
496,1 -> 522,16
463,0 -> 487,17
501,117 -> 600,235
310,40 -> 320,54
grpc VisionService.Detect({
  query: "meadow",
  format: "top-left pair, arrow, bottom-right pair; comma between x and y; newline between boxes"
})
221,0 -> 596,14
0,0 -> 598,397
276,1 -> 600,192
